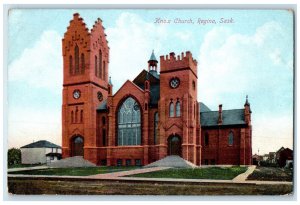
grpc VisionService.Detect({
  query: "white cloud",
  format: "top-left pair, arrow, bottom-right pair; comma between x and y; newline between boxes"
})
8,30 -> 62,93
198,21 -> 293,155
106,13 -> 167,91
174,31 -> 193,41
198,21 -> 293,107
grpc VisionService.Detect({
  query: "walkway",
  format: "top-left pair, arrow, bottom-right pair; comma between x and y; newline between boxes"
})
8,165 -> 48,172
89,166 -> 171,179
232,165 -> 256,182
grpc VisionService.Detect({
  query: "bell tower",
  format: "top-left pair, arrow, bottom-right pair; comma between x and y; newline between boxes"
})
158,51 -> 199,164
61,13 -> 109,164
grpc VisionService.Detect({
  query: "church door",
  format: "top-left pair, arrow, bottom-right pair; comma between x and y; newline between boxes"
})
71,136 -> 84,156
168,135 -> 182,156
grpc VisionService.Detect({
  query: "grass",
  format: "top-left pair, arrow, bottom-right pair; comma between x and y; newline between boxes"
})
9,166 -> 140,176
247,166 -> 293,181
127,166 -> 248,180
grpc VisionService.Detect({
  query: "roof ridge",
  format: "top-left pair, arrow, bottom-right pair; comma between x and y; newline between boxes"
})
201,108 -> 244,113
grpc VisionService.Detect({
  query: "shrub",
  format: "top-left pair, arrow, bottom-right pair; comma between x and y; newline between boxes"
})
259,161 -> 278,167
8,148 -> 21,166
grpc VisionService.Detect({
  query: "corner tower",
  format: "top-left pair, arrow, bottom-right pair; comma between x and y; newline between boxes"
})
158,51 -> 199,164
62,13 -> 109,164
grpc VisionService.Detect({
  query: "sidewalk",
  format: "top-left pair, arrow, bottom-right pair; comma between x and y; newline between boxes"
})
8,165 -> 49,172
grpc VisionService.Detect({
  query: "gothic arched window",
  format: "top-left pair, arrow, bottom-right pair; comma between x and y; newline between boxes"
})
80,110 -> 83,123
71,111 -> 74,123
99,50 -> 102,78
204,132 -> 209,146
169,102 -> 174,117
69,55 -> 73,75
103,61 -> 106,81
81,53 -> 85,74
117,97 -> 141,146
176,101 -> 180,117
102,129 -> 106,146
228,131 -> 234,146
95,55 -> 97,76
75,107 -> 78,123
154,112 -> 159,144
75,45 -> 79,74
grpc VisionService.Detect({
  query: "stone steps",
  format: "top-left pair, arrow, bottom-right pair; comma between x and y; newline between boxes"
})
48,156 -> 96,168
144,155 -> 197,168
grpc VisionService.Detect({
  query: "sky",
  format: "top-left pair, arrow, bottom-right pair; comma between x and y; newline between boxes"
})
7,9 -> 294,155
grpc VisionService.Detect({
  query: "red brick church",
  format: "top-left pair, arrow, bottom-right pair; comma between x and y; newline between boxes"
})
62,13 -> 252,166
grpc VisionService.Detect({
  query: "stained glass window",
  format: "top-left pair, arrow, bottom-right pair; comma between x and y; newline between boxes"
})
169,102 -> 174,117
228,131 -> 234,145
176,101 -> 180,117
117,97 -> 141,146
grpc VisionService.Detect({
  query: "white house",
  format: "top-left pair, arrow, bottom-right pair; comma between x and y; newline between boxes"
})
21,140 -> 62,165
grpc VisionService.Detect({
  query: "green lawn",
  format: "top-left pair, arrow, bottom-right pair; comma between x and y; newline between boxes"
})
9,166 -> 139,176
127,166 -> 248,180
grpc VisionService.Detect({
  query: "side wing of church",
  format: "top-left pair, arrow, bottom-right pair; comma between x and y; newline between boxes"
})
61,13 -> 252,166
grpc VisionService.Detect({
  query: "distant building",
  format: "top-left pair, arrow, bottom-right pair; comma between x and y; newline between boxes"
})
262,154 -> 269,161
252,154 -> 263,165
21,140 -> 62,164
276,147 -> 293,168
267,152 -> 276,163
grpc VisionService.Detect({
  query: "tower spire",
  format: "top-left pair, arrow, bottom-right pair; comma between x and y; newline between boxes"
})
109,76 -> 112,85
148,50 -> 158,72
244,95 -> 250,106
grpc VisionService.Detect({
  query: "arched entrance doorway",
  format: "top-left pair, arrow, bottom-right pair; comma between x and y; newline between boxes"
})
168,134 -> 182,156
71,136 -> 84,156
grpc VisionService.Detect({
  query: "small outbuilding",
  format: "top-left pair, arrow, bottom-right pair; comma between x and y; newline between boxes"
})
276,147 -> 293,168
20,140 -> 62,165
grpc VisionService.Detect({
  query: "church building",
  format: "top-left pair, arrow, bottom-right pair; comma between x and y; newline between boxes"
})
62,13 -> 252,166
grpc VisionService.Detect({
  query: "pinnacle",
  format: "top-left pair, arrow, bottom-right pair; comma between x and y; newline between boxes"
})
148,50 -> 158,62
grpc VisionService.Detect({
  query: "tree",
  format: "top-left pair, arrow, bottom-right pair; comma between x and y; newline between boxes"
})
8,148 -> 21,165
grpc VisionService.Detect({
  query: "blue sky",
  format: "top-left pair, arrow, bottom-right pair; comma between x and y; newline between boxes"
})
7,9 -> 293,155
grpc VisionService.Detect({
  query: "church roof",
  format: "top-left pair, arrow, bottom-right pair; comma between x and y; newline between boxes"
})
21,140 -> 61,149
199,102 -> 211,112
133,69 -> 160,84
200,109 -> 246,127
133,70 -> 160,106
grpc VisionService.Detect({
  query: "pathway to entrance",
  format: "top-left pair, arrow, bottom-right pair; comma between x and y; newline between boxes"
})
89,166 -> 171,179
232,165 -> 256,182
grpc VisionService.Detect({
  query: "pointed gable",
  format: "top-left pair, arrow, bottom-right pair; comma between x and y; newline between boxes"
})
132,70 -> 160,107
90,17 -> 109,61
114,80 -> 144,98
62,13 -> 90,57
